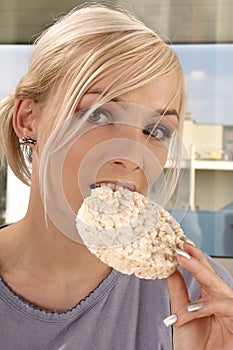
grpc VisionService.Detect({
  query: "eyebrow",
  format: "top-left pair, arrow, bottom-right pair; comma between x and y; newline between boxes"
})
86,90 -> 180,120
154,108 -> 179,119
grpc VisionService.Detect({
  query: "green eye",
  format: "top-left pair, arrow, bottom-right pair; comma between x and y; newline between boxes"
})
77,108 -> 110,124
143,125 -> 173,141
87,109 -> 110,124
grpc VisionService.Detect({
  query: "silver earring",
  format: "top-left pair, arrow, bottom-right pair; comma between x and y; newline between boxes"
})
20,136 -> 37,145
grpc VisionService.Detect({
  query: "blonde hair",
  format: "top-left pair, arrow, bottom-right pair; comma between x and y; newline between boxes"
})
0,3 -> 186,196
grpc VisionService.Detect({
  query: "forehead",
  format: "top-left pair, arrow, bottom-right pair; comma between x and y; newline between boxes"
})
88,73 -> 181,111
120,74 -> 180,109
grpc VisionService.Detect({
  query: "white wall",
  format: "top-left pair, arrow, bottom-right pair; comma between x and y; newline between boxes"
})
5,167 -> 29,223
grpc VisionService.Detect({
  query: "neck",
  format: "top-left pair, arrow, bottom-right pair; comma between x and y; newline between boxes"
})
1,186 -> 111,284
0,177 -> 112,311
20,216 -> 108,279
0,213 -> 111,311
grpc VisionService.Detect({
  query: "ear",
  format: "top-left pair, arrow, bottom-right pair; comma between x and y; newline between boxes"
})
13,98 -> 38,140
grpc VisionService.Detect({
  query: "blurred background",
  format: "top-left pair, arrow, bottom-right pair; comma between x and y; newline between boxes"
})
0,0 -> 233,273
0,0 -> 232,44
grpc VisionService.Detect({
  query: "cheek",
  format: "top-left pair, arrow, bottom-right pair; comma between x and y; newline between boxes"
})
61,137 -> 91,212
144,142 -> 170,194
149,141 -> 169,166
61,129 -> 108,211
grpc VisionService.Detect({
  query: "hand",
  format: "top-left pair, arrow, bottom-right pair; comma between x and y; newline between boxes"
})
165,242 -> 233,350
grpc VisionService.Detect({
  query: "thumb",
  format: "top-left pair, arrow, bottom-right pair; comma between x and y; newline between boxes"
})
166,270 -> 190,313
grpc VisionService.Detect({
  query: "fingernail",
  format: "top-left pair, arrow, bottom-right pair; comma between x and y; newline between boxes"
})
163,314 -> 178,327
175,248 -> 191,260
181,236 -> 196,247
187,302 -> 204,312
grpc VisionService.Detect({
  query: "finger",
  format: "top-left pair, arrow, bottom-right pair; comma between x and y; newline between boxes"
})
173,295 -> 233,330
184,243 -> 226,296
183,241 -> 214,273
182,243 -> 214,298
167,270 -> 190,314
176,249 -> 233,297
181,242 -> 224,298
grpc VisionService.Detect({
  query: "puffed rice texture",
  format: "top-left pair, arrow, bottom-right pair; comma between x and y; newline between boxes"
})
76,185 -> 185,279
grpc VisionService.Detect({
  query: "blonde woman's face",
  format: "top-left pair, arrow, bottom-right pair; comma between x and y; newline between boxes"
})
37,72 -> 181,218
60,73 -> 180,212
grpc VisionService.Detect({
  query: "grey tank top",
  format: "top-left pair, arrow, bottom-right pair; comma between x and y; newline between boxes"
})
0,257 -> 232,350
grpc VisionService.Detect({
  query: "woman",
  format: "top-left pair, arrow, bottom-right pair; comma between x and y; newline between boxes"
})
0,4 -> 233,349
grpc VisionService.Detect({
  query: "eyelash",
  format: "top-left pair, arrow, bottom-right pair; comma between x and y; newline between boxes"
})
78,108 -> 112,124
78,108 -> 174,141
142,124 -> 173,141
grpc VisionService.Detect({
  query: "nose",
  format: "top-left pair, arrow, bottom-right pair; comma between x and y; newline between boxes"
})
115,124 -> 142,143
109,158 -> 140,171
106,125 -> 144,170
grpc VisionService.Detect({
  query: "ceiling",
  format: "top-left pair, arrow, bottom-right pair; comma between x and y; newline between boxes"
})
0,0 -> 233,44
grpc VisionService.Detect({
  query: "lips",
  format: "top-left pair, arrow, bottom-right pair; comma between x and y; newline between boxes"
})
90,180 -> 137,192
